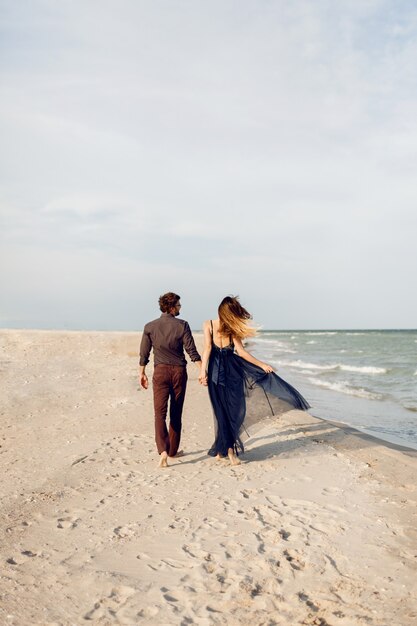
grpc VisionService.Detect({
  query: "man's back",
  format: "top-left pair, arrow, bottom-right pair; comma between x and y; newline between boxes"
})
140,313 -> 200,367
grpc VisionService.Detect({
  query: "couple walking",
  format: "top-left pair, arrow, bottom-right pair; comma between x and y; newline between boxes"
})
139,292 -> 309,468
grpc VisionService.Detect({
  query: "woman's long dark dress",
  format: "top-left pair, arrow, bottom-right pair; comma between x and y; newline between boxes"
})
207,328 -> 310,457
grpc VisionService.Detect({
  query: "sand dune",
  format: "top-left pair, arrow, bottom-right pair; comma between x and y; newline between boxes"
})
1,330 -> 416,625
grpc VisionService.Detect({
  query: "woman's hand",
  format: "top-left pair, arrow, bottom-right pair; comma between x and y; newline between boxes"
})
199,373 -> 208,386
233,336 -> 274,373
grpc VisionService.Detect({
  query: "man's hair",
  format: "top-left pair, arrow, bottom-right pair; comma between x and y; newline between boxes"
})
159,292 -> 180,313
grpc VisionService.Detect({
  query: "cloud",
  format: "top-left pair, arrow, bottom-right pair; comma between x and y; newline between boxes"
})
1,0 -> 417,328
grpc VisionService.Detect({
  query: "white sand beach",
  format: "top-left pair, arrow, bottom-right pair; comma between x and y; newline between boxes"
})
1,330 -> 416,625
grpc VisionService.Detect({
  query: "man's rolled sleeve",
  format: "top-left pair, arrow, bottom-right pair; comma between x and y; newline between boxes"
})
183,322 -> 201,362
139,329 -> 152,366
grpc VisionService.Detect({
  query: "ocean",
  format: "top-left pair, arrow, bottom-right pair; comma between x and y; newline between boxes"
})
250,329 -> 417,450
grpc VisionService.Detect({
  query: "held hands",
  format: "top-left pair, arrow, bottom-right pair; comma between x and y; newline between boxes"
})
198,373 -> 208,386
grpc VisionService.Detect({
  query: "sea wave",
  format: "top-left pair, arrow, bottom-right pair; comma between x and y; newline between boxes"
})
305,332 -> 338,336
254,338 -> 297,353
339,365 -> 387,374
283,360 -> 334,371
307,378 -> 381,400
280,360 -> 386,374
277,349 -> 298,354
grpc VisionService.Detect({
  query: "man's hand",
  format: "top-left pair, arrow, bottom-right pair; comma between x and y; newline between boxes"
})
198,373 -> 208,386
140,373 -> 148,389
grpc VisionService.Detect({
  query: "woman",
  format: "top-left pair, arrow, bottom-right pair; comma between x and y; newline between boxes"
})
199,296 -> 310,465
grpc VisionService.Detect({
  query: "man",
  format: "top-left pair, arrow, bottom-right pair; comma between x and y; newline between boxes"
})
139,292 -> 201,468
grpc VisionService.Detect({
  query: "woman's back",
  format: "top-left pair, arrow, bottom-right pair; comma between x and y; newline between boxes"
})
210,319 -> 233,349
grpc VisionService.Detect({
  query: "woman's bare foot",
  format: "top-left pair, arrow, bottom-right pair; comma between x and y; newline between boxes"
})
215,453 -> 224,461
228,448 -> 241,466
158,451 -> 168,468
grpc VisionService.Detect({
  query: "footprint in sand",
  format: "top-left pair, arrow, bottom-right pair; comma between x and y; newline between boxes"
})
182,544 -> 212,560
137,605 -> 160,619
309,523 -> 329,535
145,558 -> 187,572
162,591 -> 179,602
239,576 -> 263,598
265,494 -> 284,506
160,558 -> 186,570
253,532 -> 266,554
202,561 -> 216,575
200,517 -> 227,531
57,516 -> 79,529
179,573 -> 206,594
7,550 -> 38,565
97,495 -> 113,507
322,487 -> 342,496
168,516 -> 191,532
252,504 -> 284,529
113,524 -> 139,539
84,585 -> 136,621
283,548 -> 305,571
297,591 -> 320,612
279,528 -> 291,541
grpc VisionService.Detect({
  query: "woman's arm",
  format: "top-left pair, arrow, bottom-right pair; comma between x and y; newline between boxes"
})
233,336 -> 274,373
199,320 -> 212,385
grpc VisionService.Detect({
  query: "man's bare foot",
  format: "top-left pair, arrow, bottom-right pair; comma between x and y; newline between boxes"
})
228,448 -> 241,466
158,451 -> 168,468
169,450 -> 184,458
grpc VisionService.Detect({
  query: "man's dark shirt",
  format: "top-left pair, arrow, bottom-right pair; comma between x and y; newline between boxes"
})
139,313 -> 201,367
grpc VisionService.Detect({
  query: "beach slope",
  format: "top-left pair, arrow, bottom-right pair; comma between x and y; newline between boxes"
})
1,330 -> 416,625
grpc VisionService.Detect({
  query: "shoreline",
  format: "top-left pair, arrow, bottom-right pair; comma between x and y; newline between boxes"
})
1,329 -> 416,624
2,327 -> 416,453
311,411 -> 417,454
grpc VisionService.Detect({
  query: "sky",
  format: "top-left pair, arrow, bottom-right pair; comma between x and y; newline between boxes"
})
1,0 -> 417,331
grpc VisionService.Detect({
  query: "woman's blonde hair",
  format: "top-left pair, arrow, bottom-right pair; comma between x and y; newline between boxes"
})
218,295 -> 256,339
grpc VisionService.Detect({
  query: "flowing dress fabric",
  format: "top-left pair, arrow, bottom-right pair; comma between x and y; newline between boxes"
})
207,342 -> 310,457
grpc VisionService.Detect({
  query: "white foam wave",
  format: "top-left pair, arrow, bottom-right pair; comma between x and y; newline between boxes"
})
283,360 -> 335,371
414,371 -> 417,376
281,360 -> 386,374
255,338 -> 289,347
305,332 -> 338,336
339,365 -> 387,374
308,378 -> 381,400
254,338 -> 297,353
306,340 -> 317,344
